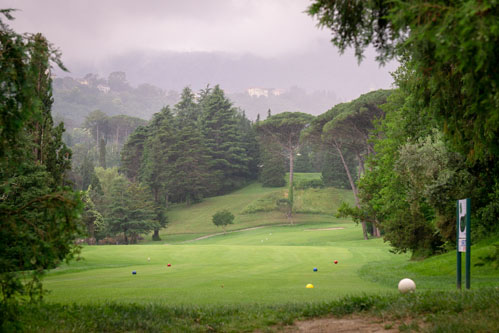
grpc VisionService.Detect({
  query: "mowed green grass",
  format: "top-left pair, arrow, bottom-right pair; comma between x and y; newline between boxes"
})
42,176 -> 499,309
43,221 -> 405,305
160,173 -> 354,239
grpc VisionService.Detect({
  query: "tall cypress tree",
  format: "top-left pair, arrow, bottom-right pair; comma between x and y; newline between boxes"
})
259,141 -> 286,187
140,106 -> 175,240
170,87 -> 211,204
120,125 -> 148,182
1,14 -> 82,322
199,85 -> 249,194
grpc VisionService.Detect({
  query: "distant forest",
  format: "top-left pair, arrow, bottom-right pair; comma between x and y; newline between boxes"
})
52,71 -> 338,127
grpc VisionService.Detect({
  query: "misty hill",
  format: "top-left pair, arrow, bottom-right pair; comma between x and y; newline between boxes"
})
52,72 -> 338,127
52,73 -> 179,128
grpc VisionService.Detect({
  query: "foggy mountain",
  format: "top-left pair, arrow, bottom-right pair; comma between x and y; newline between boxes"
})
58,41 -> 395,101
52,71 -> 339,127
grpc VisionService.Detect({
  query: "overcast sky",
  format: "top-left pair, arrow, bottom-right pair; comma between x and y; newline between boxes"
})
3,0 -> 398,100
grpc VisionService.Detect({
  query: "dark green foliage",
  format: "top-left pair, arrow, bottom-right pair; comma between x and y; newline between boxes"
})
259,141 -> 286,187
256,112 -> 315,186
235,110 -> 260,180
81,188 -> 104,241
78,111 -> 146,169
140,106 -> 176,204
474,179 -> 499,240
308,0 -> 499,160
120,125 -> 148,182
212,209 -> 235,233
293,144 -> 321,173
123,85 -> 257,208
294,178 -> 324,190
308,0 -> 499,248
79,154 -> 96,191
200,85 -> 250,194
305,90 -> 390,240
321,151 -> 354,189
256,112 -> 314,219
106,177 -> 156,244
169,87 -> 211,204
0,11 -> 82,327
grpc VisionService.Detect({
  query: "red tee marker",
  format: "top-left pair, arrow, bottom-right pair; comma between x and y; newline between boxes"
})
167,263 -> 171,267
334,260 -> 338,264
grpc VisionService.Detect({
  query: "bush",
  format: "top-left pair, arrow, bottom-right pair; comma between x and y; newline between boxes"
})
212,210 -> 235,233
294,179 -> 324,189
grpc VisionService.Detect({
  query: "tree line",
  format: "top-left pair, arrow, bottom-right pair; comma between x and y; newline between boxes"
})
78,86 -> 260,243
308,0 -> 499,258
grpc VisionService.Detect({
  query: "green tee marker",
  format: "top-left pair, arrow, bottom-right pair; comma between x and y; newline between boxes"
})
457,198 -> 471,290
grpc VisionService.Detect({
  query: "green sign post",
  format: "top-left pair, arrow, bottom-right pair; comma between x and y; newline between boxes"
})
457,198 -> 471,289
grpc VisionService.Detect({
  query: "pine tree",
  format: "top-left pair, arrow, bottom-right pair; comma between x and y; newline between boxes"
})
107,177 -> 156,244
170,87 -> 211,204
259,141 -> 286,187
199,85 -> 249,194
140,107 -> 176,240
120,125 -> 148,182
1,14 -> 82,324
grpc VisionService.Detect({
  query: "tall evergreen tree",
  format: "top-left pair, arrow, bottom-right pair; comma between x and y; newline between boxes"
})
259,141 -> 286,187
120,125 -> 148,182
170,87 -> 211,204
140,106 -> 175,240
1,13 -> 82,325
107,177 -> 156,244
199,85 -> 250,194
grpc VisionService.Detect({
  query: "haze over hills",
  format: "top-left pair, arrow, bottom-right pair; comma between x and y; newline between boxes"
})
52,71 -> 340,127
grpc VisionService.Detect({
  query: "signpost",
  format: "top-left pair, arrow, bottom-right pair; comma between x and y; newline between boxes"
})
457,198 -> 471,289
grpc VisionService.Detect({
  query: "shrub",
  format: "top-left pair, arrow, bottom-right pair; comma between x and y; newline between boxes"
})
294,179 -> 324,190
212,210 -> 235,233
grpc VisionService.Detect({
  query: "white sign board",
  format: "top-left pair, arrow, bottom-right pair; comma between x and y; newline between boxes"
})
458,199 -> 467,252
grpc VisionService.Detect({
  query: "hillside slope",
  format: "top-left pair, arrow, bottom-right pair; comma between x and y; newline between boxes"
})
160,174 -> 355,240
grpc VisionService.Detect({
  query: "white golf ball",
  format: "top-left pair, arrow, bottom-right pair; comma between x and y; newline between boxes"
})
398,278 -> 416,294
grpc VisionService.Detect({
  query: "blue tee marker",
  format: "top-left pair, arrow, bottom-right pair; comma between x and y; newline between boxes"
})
132,270 -> 137,275
313,267 -> 318,272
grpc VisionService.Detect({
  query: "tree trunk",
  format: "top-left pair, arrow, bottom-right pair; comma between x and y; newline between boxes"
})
115,125 -> 120,146
124,231 -> 128,244
333,138 -> 368,240
152,228 -> 161,241
356,152 -> 365,177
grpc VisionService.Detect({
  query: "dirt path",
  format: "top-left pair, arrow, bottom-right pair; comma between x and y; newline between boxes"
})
282,315 -> 399,332
182,225 -> 345,243
304,227 -> 345,231
182,226 -> 270,243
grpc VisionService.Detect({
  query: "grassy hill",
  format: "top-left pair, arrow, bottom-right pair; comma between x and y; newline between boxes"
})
160,173 -> 355,241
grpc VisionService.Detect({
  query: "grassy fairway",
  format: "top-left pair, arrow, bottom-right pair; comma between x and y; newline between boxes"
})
44,222 -> 403,305
18,179 -> 499,332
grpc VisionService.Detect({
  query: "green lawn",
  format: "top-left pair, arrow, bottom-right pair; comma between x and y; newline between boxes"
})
44,221 -> 402,305
43,179 -> 498,306
17,179 -> 499,332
